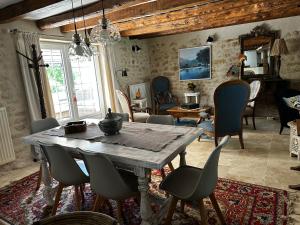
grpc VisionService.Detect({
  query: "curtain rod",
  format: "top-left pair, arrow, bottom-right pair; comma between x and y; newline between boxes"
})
9,28 -> 65,38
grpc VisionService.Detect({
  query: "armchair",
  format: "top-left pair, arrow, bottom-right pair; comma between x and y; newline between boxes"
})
275,88 -> 300,134
244,79 -> 262,129
151,76 -> 178,114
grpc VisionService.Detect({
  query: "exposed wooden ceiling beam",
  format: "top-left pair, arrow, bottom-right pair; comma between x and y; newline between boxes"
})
126,0 -> 300,38
37,0 -> 138,29
56,0 -> 217,32
0,0 -> 65,22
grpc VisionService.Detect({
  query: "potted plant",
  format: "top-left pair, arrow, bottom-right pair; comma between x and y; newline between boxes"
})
187,82 -> 196,92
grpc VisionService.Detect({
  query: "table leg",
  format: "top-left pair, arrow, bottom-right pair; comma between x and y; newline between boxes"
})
179,149 -> 187,166
40,150 -> 55,206
135,167 -> 155,225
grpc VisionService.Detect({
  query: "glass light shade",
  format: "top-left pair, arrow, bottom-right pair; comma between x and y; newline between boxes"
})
90,17 -> 121,45
69,33 -> 92,59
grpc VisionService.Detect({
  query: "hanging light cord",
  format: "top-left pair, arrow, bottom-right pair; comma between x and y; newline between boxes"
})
71,0 -> 78,34
80,0 -> 88,38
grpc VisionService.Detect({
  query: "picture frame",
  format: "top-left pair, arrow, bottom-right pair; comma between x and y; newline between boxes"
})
179,45 -> 212,81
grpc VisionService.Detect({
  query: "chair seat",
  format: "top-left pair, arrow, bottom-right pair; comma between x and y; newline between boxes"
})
160,165 -> 202,200
198,120 -> 214,133
76,160 -> 89,177
159,103 -> 177,111
133,112 -> 150,123
244,106 -> 253,116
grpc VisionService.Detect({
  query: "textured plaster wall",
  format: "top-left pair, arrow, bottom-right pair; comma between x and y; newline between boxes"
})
146,16 -> 300,106
0,20 -> 70,172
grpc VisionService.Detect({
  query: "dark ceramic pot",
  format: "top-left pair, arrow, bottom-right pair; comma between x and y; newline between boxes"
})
99,108 -> 123,135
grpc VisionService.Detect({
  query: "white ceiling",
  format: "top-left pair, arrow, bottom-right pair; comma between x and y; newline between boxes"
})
24,0 -> 100,20
0,0 -> 23,9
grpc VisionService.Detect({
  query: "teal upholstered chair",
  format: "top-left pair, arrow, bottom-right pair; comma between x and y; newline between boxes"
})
160,136 -> 230,225
198,80 -> 250,149
151,76 -> 178,114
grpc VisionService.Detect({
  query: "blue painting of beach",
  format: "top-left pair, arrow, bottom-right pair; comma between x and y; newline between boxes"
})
179,46 -> 211,80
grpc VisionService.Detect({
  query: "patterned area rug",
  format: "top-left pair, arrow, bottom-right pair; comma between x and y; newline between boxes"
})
0,171 -> 292,225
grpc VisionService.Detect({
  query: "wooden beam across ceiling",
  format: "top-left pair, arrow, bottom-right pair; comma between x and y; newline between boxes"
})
37,0 -> 138,29
120,0 -> 300,38
0,0 -> 65,23
55,0 -> 217,32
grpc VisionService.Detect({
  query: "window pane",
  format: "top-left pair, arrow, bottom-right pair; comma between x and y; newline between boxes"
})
70,58 -> 101,118
42,48 -> 72,121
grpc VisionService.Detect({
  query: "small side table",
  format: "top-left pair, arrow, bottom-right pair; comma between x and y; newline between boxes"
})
184,92 -> 200,103
132,98 -> 147,108
288,121 -> 300,160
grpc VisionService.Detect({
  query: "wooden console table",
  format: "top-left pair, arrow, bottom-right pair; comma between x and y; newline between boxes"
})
167,106 -> 211,122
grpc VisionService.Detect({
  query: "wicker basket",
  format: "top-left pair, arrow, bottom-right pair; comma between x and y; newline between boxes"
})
33,211 -> 118,225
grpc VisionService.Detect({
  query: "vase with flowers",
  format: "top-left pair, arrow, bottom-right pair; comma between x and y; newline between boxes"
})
187,82 -> 196,92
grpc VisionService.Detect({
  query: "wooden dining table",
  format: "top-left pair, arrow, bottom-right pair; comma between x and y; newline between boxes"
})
23,120 -> 202,225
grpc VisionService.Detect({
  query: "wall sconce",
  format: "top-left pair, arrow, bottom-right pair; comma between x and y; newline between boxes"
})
116,68 -> 128,77
206,34 -> 217,44
132,45 -> 141,52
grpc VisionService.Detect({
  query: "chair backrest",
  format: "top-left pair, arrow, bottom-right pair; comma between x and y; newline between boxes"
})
40,144 -> 88,185
116,90 -> 133,121
80,151 -> 134,200
191,136 -> 230,199
146,115 -> 174,125
151,76 -> 170,94
214,80 -> 250,137
248,80 -> 262,107
31,117 -> 59,134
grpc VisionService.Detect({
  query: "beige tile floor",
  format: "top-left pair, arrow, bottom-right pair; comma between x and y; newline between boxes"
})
0,118 -> 299,191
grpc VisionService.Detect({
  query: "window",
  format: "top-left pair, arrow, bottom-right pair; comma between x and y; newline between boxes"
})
41,42 -> 105,122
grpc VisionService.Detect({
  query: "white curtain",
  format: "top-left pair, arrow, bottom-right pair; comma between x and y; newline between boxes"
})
98,44 -> 121,113
14,32 -> 55,121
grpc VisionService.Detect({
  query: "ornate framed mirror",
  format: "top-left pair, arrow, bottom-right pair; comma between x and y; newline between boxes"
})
239,24 -> 279,80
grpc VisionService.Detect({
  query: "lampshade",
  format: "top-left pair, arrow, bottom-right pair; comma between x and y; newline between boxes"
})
90,0 -> 121,45
270,38 -> 289,56
68,33 -> 92,59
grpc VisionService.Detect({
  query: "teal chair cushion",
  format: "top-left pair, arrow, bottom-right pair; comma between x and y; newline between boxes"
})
198,120 -> 214,133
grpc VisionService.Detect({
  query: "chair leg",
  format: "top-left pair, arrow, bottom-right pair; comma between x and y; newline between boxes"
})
279,125 -> 284,134
180,200 -> 185,213
199,199 -> 208,225
160,169 -> 166,180
79,184 -> 85,204
164,196 -> 178,225
93,194 -> 105,211
74,185 -> 81,210
35,164 -> 42,192
209,193 -> 226,225
198,136 -> 201,142
214,136 -> 219,147
244,116 -> 248,125
238,132 -> 245,149
116,200 -> 125,225
168,162 -> 175,171
252,115 -> 256,130
51,182 -> 64,216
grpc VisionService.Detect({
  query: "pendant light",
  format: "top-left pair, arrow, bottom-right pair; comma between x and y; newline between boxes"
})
80,0 -> 95,56
90,0 -> 121,45
68,0 -> 90,58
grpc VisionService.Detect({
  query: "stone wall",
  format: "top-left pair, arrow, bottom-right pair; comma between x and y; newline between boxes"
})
145,16 -> 300,108
113,38 -> 152,94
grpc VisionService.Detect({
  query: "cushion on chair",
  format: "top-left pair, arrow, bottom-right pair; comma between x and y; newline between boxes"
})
76,160 -> 89,177
160,165 -> 203,200
198,120 -> 214,133
133,112 -> 150,123
159,103 -> 177,111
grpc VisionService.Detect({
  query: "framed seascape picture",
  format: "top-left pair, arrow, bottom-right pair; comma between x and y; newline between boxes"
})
179,46 -> 212,81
